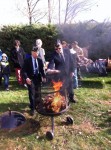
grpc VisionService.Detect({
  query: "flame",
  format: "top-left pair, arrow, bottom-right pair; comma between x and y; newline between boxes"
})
51,81 -> 63,112
44,81 -> 66,113
52,80 -> 63,91
51,92 -> 65,113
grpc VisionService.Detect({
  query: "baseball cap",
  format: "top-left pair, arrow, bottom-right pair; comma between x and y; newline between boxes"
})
32,46 -> 39,52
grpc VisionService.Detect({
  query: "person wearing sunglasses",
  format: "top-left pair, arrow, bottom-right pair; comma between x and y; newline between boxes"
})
47,42 -> 77,103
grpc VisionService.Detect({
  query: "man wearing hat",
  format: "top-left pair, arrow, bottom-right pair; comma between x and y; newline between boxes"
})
22,47 -> 46,115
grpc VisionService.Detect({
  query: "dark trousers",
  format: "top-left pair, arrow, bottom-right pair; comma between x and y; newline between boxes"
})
27,77 -> 41,111
77,66 -> 82,79
65,75 -> 74,99
58,74 -> 74,100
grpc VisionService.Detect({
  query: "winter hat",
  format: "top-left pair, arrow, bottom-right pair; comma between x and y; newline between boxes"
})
2,53 -> 7,57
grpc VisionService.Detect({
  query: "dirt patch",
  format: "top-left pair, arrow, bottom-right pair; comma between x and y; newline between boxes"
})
73,120 -> 100,134
98,101 -> 111,105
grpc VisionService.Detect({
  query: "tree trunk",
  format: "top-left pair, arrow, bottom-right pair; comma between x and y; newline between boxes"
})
48,0 -> 51,24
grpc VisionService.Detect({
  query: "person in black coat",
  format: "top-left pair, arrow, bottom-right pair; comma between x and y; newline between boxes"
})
22,47 -> 46,115
10,40 -> 26,85
47,43 -> 77,103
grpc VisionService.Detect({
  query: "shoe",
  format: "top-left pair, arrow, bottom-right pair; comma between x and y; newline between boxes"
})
30,110 -> 36,116
30,110 -> 35,116
5,88 -> 9,91
69,98 -> 77,103
24,84 -> 27,88
74,87 -> 78,89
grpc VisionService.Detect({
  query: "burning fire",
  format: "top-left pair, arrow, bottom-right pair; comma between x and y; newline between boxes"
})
52,80 -> 63,91
44,81 -> 66,113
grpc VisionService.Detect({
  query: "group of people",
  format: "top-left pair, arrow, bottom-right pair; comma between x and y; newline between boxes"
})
0,38 -> 86,116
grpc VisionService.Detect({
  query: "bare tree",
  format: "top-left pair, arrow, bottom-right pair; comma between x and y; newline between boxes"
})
16,0 -> 99,24
47,0 -> 57,24
58,0 -> 61,24
63,0 -> 98,24
17,0 -> 47,25
48,0 -> 51,24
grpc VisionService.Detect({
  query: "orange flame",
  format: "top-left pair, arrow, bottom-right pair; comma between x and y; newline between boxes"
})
51,93 -> 65,112
52,80 -> 63,91
44,80 -> 66,113
51,80 -> 65,112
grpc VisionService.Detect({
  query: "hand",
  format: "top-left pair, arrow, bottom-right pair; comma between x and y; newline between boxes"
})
42,78 -> 46,82
70,72 -> 74,77
46,69 -> 60,74
54,70 -> 61,73
26,78 -> 31,85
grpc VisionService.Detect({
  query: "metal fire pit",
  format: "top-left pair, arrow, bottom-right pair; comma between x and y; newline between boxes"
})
36,84 -> 73,140
0,109 -> 26,129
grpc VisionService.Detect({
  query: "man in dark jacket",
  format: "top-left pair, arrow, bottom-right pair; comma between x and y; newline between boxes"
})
22,47 -> 46,115
47,43 -> 76,103
10,40 -> 25,85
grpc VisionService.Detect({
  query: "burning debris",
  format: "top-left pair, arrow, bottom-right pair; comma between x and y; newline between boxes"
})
36,80 -> 72,140
43,81 -> 67,113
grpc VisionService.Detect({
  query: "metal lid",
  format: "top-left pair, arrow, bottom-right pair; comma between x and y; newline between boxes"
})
0,111 -> 26,129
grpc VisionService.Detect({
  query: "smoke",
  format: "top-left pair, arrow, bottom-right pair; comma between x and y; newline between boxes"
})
56,21 -> 111,60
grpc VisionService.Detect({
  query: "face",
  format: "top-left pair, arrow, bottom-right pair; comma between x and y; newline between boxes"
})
31,51 -> 39,59
36,40 -> 42,48
15,40 -> 20,47
62,43 -> 67,48
55,45 -> 62,53
2,56 -> 7,60
36,44 -> 42,48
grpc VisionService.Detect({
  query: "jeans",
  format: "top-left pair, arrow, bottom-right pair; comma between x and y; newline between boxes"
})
73,68 -> 78,89
3,74 -> 9,89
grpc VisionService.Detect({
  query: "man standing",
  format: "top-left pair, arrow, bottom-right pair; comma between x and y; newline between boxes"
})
22,47 -> 46,115
70,43 -> 79,89
73,41 -> 83,80
36,39 -> 46,66
47,43 -> 76,103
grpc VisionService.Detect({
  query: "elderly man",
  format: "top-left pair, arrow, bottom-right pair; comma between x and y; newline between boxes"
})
36,39 -> 46,66
22,46 -> 46,115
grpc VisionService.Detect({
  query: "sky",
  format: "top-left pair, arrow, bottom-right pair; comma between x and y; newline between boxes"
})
0,0 -> 111,26
76,0 -> 111,22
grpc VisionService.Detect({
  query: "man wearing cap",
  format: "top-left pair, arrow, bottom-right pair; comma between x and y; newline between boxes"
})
22,47 -> 46,115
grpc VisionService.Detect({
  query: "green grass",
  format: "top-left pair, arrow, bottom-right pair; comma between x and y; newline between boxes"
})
0,73 -> 111,150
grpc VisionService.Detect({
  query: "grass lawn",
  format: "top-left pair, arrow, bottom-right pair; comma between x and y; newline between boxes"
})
0,73 -> 111,150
